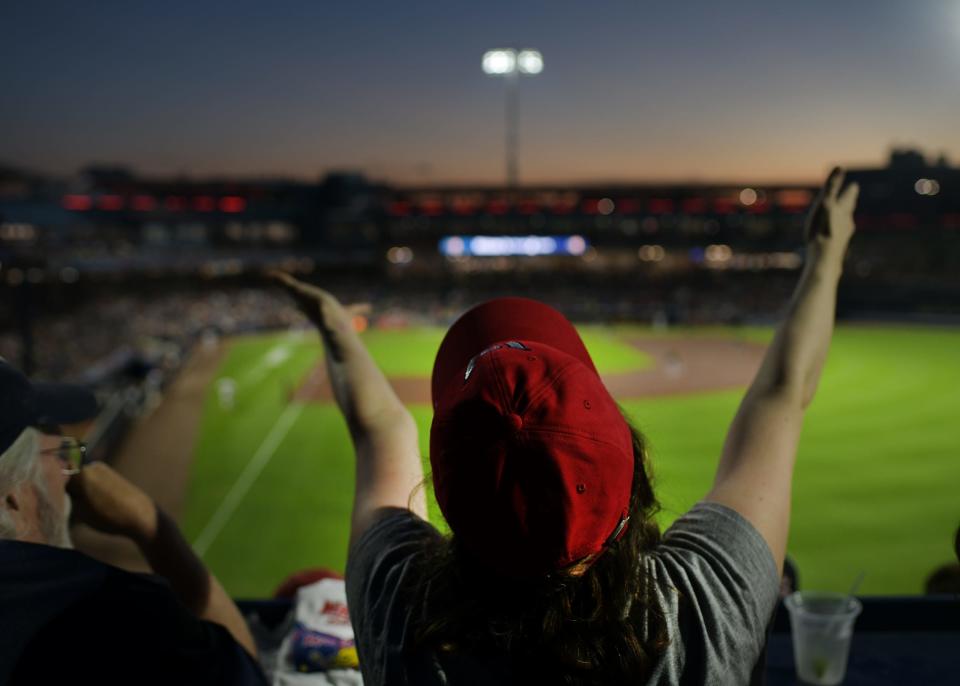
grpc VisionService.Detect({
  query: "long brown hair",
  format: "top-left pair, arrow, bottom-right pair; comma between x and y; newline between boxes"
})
404,419 -> 668,684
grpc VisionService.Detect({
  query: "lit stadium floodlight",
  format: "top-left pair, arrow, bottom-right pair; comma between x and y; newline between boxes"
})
517,50 -> 543,74
482,49 -> 517,75
482,48 -> 543,187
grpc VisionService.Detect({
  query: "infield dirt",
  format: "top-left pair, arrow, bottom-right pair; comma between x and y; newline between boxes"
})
292,337 -> 767,404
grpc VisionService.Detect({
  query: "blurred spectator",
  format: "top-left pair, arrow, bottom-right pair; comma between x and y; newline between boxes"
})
924,564 -> 960,595
922,524 -> 960,595
0,359 -> 265,684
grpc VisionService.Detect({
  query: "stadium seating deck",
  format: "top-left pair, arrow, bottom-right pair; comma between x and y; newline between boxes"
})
237,596 -> 960,684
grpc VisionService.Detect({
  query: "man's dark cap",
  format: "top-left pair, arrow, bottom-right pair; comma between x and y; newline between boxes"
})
0,358 -> 98,455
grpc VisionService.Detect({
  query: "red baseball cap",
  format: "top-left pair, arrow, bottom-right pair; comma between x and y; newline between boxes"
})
430,298 -> 633,578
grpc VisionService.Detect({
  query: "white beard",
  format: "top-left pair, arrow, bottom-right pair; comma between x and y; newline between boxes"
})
37,487 -> 73,549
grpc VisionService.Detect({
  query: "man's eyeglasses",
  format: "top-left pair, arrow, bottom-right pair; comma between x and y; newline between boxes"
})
38,437 -> 88,475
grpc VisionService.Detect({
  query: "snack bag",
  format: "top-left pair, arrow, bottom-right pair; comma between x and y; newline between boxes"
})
287,578 -> 359,672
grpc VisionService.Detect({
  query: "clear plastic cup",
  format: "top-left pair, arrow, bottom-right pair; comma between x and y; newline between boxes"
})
784,591 -> 862,685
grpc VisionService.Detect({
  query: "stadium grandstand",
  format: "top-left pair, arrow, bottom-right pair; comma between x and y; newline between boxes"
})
2,147 -> 958,378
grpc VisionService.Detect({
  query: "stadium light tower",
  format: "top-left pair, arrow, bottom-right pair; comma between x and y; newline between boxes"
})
482,48 -> 543,188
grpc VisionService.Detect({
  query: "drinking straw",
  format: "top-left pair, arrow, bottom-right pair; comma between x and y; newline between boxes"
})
824,570 -> 865,631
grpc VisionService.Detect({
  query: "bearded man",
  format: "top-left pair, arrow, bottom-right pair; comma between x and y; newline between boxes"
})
0,358 -> 265,685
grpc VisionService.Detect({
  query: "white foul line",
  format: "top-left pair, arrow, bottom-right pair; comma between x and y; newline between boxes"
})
193,403 -> 304,556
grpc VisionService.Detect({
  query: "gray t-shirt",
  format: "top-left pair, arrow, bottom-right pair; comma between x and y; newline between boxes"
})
346,501 -> 780,685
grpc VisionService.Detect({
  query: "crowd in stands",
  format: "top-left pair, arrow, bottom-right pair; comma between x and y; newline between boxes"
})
0,289 -> 306,383
0,273 -> 797,385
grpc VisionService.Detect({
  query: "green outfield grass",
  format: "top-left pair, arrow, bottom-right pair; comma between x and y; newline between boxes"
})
181,325 -> 960,598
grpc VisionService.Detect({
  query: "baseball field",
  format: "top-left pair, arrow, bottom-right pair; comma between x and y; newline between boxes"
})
179,324 -> 960,598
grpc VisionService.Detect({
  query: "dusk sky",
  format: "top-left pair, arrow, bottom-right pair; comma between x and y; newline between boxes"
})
2,0 -> 959,185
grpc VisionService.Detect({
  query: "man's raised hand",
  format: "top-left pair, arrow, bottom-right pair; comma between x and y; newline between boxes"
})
67,462 -> 158,544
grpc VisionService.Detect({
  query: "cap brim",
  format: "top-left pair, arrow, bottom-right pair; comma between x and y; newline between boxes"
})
431,297 -> 597,407
31,383 -> 99,426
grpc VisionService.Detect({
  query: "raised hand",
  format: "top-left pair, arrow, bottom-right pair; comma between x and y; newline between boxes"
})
270,271 -> 406,433
269,270 -> 354,363
805,167 -> 859,252
268,271 -> 427,535
67,462 -> 157,544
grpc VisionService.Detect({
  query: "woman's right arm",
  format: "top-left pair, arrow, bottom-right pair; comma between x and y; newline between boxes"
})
271,272 -> 427,549
705,167 -> 859,570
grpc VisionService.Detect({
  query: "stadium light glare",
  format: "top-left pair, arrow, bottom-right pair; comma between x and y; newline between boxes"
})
517,50 -> 543,74
566,235 -> 587,256
706,244 -> 733,262
914,178 -> 940,196
482,50 -> 517,75
639,245 -> 665,262
445,236 -> 466,256
387,246 -> 414,264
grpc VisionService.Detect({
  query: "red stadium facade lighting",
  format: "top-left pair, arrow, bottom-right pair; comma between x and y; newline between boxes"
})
517,199 -> 539,214
219,196 -> 246,213
131,195 -> 156,211
581,198 -> 600,215
98,195 -> 124,211
62,194 -> 93,211
486,198 -> 509,215
451,197 -> 478,215
420,198 -> 443,216
388,200 -> 411,216
194,196 -> 216,212
713,197 -> 737,214
775,189 -> 812,212
648,199 -> 675,214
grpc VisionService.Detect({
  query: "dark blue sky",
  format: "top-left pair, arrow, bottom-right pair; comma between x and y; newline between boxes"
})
2,0 -> 958,183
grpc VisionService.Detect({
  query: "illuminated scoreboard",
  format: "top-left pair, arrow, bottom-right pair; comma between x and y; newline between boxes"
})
439,234 -> 588,257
